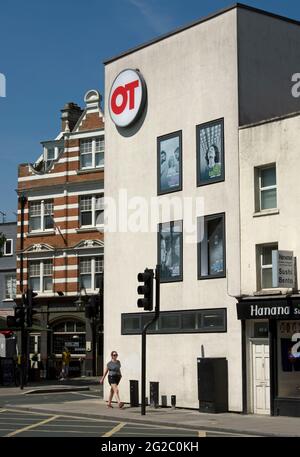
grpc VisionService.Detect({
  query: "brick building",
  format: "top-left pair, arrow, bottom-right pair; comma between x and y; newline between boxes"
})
16,89 -> 104,378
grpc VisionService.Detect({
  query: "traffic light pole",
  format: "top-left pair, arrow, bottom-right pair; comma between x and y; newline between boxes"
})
20,323 -> 26,390
19,194 -> 27,390
141,264 -> 160,416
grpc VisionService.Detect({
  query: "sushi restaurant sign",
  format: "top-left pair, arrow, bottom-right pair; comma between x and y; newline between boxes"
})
272,250 -> 295,288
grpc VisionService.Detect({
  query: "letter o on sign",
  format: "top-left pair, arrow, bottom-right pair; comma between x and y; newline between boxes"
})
109,69 -> 146,128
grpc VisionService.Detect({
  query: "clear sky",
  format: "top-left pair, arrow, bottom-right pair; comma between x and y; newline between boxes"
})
0,0 -> 299,221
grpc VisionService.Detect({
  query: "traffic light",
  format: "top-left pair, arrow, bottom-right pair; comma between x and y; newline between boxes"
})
24,288 -> 38,327
137,268 -> 154,311
85,295 -> 99,319
15,306 -> 25,327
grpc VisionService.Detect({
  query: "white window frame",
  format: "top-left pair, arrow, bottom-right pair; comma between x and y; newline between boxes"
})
80,137 -> 104,170
44,145 -> 63,163
3,239 -> 13,256
29,260 -> 53,293
259,165 -> 277,211
80,194 -> 104,228
258,243 -> 278,289
29,200 -> 54,232
4,274 -> 16,300
79,256 -> 103,292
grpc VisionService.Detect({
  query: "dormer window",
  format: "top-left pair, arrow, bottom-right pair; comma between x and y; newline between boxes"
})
45,148 -> 55,168
80,137 -> 104,169
43,144 -> 64,170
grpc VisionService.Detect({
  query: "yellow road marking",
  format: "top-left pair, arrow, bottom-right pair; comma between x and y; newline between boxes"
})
5,414 -> 59,437
102,422 -> 126,437
198,430 -> 206,437
2,408 -> 115,423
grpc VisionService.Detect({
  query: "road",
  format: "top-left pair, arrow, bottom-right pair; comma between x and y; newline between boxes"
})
0,390 -> 259,437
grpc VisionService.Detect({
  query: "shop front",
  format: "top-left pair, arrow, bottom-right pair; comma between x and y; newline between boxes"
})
237,296 -> 300,417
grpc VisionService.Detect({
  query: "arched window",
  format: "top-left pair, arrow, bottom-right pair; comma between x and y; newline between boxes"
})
52,320 -> 86,356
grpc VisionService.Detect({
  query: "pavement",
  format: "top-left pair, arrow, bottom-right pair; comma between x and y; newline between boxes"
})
1,379 -> 300,437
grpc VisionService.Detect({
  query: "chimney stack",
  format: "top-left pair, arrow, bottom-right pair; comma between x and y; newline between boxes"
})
61,102 -> 83,132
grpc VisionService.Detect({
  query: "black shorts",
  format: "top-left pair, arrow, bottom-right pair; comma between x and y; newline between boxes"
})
108,375 -> 121,385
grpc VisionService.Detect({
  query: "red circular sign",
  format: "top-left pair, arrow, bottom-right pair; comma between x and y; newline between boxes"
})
109,69 -> 146,128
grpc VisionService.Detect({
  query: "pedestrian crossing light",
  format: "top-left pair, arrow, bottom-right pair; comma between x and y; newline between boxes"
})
137,268 -> 154,311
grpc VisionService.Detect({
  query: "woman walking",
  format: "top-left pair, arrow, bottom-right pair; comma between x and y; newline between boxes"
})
100,351 -> 124,408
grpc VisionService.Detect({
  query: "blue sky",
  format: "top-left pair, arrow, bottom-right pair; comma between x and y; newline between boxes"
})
0,0 -> 299,220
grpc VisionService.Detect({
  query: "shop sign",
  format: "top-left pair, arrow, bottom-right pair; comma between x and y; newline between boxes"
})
237,301 -> 300,320
109,69 -> 147,128
272,250 -> 295,288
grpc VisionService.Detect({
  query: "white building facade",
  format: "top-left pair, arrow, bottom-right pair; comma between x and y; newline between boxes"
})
103,4 -> 300,414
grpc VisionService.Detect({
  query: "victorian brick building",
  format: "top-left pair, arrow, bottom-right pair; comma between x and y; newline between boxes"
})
16,90 -> 104,378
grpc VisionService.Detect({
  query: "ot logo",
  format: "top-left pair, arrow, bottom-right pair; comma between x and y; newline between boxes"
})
109,69 -> 147,128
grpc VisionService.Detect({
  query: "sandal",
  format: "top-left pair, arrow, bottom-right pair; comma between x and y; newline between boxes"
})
107,403 -> 113,408
119,402 -> 124,409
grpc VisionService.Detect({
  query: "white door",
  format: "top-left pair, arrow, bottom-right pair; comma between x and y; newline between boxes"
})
252,341 -> 270,415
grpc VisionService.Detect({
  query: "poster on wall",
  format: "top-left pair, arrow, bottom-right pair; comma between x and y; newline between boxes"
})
159,221 -> 183,282
157,131 -> 182,195
197,118 -> 224,186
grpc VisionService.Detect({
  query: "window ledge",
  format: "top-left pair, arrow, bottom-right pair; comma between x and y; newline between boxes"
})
253,209 -> 279,218
77,167 -> 104,175
254,288 -> 293,296
76,226 -> 104,233
27,230 -> 55,237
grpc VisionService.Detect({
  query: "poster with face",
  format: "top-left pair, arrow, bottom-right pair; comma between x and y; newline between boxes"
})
197,119 -> 224,186
159,221 -> 183,282
157,131 -> 182,194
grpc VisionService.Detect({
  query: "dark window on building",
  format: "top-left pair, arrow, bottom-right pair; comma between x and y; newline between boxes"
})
198,213 -> 226,279
121,309 -> 226,335
158,220 -> 183,283
200,309 -> 225,330
52,321 -> 86,355
53,334 -> 86,355
181,313 -> 197,330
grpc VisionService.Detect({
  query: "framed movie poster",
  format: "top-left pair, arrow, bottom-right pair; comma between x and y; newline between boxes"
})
157,131 -> 182,195
196,118 -> 224,186
158,220 -> 183,282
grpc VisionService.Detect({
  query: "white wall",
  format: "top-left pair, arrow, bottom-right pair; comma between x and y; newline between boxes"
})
104,9 -> 242,410
239,113 -> 300,295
